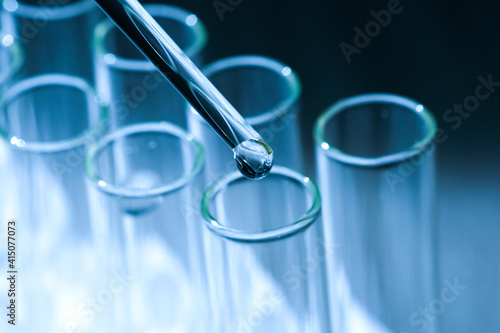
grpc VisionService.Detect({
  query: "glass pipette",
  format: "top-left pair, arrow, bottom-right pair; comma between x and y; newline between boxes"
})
93,0 -> 273,180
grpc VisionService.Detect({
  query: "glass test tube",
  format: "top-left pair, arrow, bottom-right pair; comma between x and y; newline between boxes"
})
188,55 -> 302,182
85,122 -> 205,332
1,0 -> 100,80
314,94 -> 438,333
201,166 -> 332,332
0,74 -> 107,331
93,4 -> 207,129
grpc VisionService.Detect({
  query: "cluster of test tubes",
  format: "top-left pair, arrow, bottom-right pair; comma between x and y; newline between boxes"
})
0,1 -> 439,332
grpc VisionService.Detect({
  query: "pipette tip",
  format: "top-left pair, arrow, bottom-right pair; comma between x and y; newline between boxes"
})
233,139 -> 274,180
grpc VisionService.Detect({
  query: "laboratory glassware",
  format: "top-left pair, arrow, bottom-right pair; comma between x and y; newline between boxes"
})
94,0 -> 274,179
188,55 -> 302,182
85,121 -> 206,332
314,93 -> 438,333
0,73 -> 107,332
201,166 -> 333,332
1,0 -> 100,80
93,4 -> 207,128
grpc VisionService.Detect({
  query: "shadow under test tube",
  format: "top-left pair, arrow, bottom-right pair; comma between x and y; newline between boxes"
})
188,55 -> 302,182
85,122 -> 206,332
93,4 -> 207,129
0,74 -> 107,332
201,166 -> 333,332
314,94 -> 438,333
1,0 -> 100,80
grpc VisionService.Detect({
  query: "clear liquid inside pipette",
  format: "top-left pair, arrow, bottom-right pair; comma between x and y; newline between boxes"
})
94,0 -> 273,179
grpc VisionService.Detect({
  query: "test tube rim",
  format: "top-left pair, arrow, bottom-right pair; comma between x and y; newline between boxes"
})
314,93 -> 437,167
3,0 -> 95,20
0,73 -> 107,153
0,32 -> 24,85
92,4 -> 207,71
197,55 -> 301,127
201,165 -> 321,243
85,121 -> 204,198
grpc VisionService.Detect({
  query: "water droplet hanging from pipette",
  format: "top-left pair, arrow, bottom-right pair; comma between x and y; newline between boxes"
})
94,0 -> 274,179
233,139 -> 273,180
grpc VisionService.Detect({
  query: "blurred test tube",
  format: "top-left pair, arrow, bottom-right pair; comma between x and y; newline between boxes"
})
201,166 -> 333,332
0,73 -> 107,331
1,0 -> 100,80
85,122 -> 206,332
314,94 -> 438,333
188,55 -> 303,182
92,4 -> 207,129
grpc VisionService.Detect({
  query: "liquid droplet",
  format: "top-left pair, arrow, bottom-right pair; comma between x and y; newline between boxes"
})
233,139 -> 274,180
